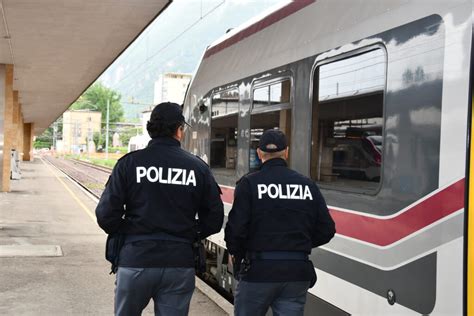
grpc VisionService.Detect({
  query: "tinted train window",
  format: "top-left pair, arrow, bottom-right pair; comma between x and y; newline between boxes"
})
250,79 -> 292,171
253,79 -> 290,111
210,88 -> 239,186
311,48 -> 386,193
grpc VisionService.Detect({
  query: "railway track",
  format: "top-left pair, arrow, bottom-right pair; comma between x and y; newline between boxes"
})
69,158 -> 113,173
43,155 -> 234,304
43,155 -> 110,197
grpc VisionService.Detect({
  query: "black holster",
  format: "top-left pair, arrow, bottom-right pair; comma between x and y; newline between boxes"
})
105,233 -> 125,275
193,240 -> 206,274
233,256 -> 242,279
309,261 -> 317,288
194,219 -> 206,275
233,256 -> 250,280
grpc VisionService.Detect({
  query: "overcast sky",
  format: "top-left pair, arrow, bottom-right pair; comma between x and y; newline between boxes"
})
98,0 -> 284,119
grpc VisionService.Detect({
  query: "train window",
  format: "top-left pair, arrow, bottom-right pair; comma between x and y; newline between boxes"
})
250,79 -> 292,171
211,89 -> 239,117
253,86 -> 269,107
253,79 -> 291,111
311,48 -> 386,193
210,88 -> 239,186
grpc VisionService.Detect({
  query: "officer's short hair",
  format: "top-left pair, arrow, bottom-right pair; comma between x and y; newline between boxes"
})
147,120 -> 182,138
259,149 -> 286,160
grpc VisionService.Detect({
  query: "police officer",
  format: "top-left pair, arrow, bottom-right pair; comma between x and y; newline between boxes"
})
225,129 -> 335,316
96,102 -> 224,316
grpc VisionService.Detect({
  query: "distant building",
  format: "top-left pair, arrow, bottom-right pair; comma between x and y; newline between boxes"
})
62,110 -> 102,153
128,110 -> 151,152
153,72 -> 192,105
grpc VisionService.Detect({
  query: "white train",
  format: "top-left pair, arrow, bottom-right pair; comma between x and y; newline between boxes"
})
183,0 -> 473,314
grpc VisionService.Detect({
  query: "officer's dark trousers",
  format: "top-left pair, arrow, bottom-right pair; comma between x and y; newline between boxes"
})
234,281 -> 310,316
115,267 -> 195,316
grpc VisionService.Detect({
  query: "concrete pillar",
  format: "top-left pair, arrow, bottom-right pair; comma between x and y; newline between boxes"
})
19,112 -> 24,159
15,101 -> 23,159
23,123 -> 33,161
1,64 -> 14,192
12,91 -> 19,150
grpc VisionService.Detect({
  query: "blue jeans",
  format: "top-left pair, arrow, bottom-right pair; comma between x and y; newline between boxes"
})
234,281 -> 310,316
115,267 -> 195,316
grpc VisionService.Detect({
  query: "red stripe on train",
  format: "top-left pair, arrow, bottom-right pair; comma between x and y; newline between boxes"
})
219,178 -> 465,247
203,0 -> 316,59
220,186 -> 235,205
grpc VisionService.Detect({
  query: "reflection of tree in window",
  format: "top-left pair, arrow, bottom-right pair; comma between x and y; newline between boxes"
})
311,48 -> 386,193
210,88 -> 239,186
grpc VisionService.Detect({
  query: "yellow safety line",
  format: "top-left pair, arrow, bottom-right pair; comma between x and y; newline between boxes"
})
41,158 -> 96,223
469,93 -> 474,316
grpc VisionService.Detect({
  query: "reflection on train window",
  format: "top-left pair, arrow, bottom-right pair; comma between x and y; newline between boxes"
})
250,79 -> 292,171
252,79 -> 291,110
211,89 -> 239,117
311,48 -> 386,193
210,88 -> 239,186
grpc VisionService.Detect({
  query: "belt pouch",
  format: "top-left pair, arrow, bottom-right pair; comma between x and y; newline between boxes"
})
105,233 -> 125,274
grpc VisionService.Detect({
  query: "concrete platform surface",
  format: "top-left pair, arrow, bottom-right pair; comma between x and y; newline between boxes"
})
0,158 -> 227,315
0,244 -> 63,257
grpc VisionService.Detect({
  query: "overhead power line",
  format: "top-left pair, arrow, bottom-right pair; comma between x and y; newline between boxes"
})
111,0 -> 226,91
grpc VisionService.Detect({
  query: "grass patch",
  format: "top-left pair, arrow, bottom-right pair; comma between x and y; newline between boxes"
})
88,158 -> 117,169
63,154 -> 118,169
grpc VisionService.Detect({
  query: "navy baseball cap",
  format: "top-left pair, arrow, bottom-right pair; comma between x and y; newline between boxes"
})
258,129 -> 288,153
150,102 -> 191,127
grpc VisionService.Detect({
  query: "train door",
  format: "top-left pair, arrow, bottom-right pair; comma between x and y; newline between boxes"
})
209,87 -> 239,186
249,77 -> 292,170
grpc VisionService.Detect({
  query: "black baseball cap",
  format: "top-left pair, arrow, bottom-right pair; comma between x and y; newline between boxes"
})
258,129 -> 288,153
150,102 -> 190,127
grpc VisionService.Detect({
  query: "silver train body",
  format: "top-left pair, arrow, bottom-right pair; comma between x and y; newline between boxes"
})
183,1 -> 473,314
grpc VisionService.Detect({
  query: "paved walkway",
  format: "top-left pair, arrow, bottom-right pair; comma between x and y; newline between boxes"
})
0,158 -> 226,315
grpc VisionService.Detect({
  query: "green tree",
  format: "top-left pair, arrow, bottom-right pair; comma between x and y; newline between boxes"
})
70,82 -> 123,123
34,127 -> 53,149
34,116 -> 63,149
93,131 -> 105,150
119,127 -> 141,147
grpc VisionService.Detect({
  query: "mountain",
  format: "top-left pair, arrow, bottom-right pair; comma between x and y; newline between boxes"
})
99,0 -> 284,120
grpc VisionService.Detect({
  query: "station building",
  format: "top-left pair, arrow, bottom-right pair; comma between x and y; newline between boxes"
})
61,110 -> 102,154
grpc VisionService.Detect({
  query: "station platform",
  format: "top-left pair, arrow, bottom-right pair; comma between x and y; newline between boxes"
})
0,158 -> 230,315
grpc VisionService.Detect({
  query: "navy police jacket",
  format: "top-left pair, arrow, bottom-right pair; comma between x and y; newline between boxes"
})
96,137 -> 224,268
224,158 -> 335,282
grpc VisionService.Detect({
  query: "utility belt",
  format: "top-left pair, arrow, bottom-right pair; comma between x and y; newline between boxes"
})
105,232 -> 205,275
124,232 -> 191,244
247,251 -> 308,261
126,232 -> 206,275
234,251 -> 309,280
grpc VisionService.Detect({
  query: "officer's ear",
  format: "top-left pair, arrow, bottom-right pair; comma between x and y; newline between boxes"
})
175,124 -> 185,141
284,147 -> 289,160
257,148 -> 264,161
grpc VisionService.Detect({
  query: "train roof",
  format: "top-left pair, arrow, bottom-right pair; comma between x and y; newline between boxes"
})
185,0 -> 465,107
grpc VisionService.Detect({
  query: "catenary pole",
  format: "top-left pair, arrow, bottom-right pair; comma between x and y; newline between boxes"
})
105,99 -> 110,160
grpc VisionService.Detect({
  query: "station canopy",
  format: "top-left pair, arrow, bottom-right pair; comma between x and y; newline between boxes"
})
0,0 -> 170,134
